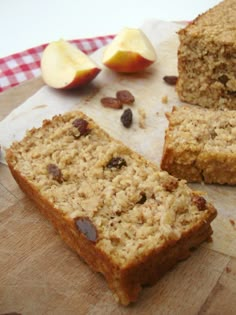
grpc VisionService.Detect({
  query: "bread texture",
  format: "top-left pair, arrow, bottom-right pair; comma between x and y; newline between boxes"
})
6,111 -> 217,305
161,105 -> 236,185
176,0 -> 236,109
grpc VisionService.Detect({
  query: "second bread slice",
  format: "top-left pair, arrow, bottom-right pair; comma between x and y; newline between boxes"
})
161,105 -> 236,184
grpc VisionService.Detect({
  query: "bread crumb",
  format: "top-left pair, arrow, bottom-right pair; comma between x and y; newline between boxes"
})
161,95 -> 168,104
138,108 -> 146,129
229,219 -> 235,229
226,266 -> 231,273
84,87 -> 100,104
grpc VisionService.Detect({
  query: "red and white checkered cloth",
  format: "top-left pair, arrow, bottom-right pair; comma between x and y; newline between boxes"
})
0,35 -> 114,93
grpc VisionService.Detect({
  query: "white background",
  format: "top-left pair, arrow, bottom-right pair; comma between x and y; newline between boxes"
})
0,0 -> 221,58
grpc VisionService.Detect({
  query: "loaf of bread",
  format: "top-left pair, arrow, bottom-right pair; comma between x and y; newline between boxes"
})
6,111 -> 217,305
177,0 -> 236,109
161,105 -> 236,184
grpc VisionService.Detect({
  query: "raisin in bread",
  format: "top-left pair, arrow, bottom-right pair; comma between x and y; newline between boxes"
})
6,111 -> 217,305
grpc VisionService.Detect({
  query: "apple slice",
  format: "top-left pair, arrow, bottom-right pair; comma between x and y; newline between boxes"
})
41,39 -> 101,89
102,28 -> 157,73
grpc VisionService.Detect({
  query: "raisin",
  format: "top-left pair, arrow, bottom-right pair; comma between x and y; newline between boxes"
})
210,129 -> 217,139
101,97 -> 122,109
107,157 -> 127,169
192,195 -> 207,211
137,192 -> 147,204
116,90 -> 135,104
163,75 -> 178,85
121,108 -> 133,128
47,164 -> 63,183
75,217 -> 97,242
228,90 -> 236,96
115,210 -> 122,216
218,74 -> 228,85
72,118 -> 90,137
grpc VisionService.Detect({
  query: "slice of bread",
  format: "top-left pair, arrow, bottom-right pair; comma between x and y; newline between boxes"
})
6,111 -> 217,305
161,105 -> 236,184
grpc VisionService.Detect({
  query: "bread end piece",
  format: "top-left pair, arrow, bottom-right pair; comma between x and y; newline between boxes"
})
176,0 -> 236,110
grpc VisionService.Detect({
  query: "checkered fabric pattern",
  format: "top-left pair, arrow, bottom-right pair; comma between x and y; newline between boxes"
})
0,35 -> 114,93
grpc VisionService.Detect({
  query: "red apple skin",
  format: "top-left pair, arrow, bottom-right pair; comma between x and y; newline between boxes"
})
103,52 -> 155,73
41,39 -> 102,90
55,67 -> 101,90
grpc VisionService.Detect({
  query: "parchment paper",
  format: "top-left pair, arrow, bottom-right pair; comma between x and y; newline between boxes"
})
0,19 -> 235,232
0,20 -> 183,164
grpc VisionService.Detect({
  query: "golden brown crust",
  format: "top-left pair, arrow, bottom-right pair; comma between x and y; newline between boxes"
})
6,111 -> 217,305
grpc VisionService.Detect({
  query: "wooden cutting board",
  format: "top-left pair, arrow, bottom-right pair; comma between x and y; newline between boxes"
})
0,78 -> 236,315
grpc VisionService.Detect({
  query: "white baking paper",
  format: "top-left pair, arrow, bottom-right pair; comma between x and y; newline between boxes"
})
0,20 -> 184,164
1,20 -> 236,224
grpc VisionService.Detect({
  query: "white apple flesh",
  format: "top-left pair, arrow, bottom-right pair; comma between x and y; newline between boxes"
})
102,28 -> 157,73
41,39 -> 101,89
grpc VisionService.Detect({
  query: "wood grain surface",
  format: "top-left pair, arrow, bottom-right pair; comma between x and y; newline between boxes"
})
0,78 -> 236,315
